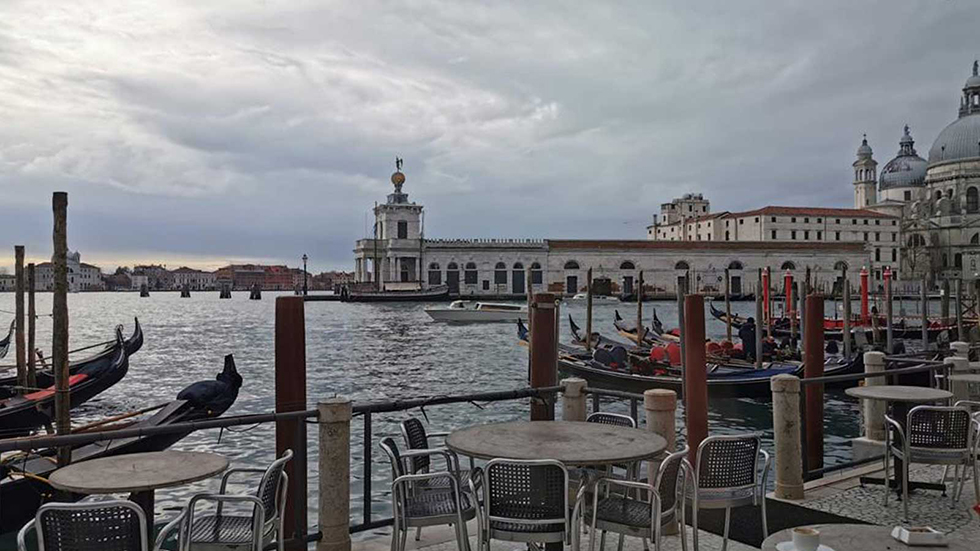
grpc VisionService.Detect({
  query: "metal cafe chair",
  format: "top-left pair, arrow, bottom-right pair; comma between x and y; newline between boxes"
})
942,400 -> 980,488
584,412 -> 640,549
380,437 -> 474,551
154,449 -> 293,551
689,434 -> 771,551
19,500 -> 149,551
884,405 -> 979,521
468,458 -> 572,551
583,447 -> 691,551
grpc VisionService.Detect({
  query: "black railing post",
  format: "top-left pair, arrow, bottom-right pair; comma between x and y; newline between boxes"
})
362,412 -> 372,527
630,398 -> 638,425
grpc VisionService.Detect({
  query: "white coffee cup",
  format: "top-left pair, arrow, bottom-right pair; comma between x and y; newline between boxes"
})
792,527 -> 820,551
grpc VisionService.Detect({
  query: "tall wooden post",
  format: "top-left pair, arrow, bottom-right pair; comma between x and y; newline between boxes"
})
860,267 -> 870,324
804,294 -> 825,473
529,293 -> 557,421
955,278 -> 964,341
843,278 -> 852,359
585,268 -> 593,352
676,277 -> 686,379
762,268 -> 771,337
941,279 -> 950,326
884,268 -> 894,354
14,246 -> 25,391
635,271 -> 644,346
790,281 -> 799,346
27,263 -> 36,387
52,192 -> 71,467
755,269 -> 763,369
275,296 -> 308,550
724,268 -> 732,342
684,295 -> 708,464
921,276 -> 929,350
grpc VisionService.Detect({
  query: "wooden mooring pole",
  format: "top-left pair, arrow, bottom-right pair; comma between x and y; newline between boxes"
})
585,267 -> 593,352
804,293 -> 825,473
635,271 -> 644,346
52,192 -> 71,467
27,263 -> 36,387
755,269 -> 763,370
921,276 -> 929,350
275,296 -> 308,550
683,294 -> 708,464
14,245 -> 25,391
529,293 -> 557,421
884,268 -> 894,354
941,279 -> 950,326
724,268 -> 732,342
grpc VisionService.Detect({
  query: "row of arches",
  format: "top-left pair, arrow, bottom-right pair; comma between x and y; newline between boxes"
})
930,186 -> 980,214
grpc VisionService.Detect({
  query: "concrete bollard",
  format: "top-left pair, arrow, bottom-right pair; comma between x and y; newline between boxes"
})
561,378 -> 587,422
863,352 -> 886,441
644,389 -> 677,452
951,341 -> 969,358
318,398 -> 352,551
771,375 -> 804,499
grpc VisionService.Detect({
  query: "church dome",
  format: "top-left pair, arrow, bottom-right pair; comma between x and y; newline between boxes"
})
880,125 -> 927,189
928,114 -> 980,164
928,61 -> 980,165
856,137 -> 873,157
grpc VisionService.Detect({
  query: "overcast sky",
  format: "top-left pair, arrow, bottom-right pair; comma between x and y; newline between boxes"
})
1,1 -> 977,272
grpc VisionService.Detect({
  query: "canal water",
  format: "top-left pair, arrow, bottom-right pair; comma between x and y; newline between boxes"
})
0,292 -> 886,538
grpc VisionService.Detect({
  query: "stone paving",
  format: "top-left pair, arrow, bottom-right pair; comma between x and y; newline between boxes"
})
353,520 -> 760,551
779,463 -> 979,541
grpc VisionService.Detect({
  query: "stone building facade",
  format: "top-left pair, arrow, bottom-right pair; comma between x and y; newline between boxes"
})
35,251 -> 104,292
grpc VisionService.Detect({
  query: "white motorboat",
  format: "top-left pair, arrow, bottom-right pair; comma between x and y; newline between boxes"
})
570,293 -> 617,301
424,301 -> 527,322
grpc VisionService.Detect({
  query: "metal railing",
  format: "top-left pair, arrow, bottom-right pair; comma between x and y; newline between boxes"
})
584,388 -> 645,425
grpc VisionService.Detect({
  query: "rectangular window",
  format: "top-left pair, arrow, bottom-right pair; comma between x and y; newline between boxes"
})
892,220 -> 897,226
739,219 -> 744,225
904,191 -> 911,201
817,218 -> 822,223
864,232 -> 869,241
754,217 -> 759,223
771,216 -> 776,222
817,231 -> 822,240
892,233 -> 897,242
397,220 -> 408,239
892,249 -> 897,262
791,230 -> 797,240
864,219 -> 869,225
429,270 -> 442,285
531,270 -> 542,284
875,220 -> 880,226
464,270 -> 478,285
804,217 -> 809,223
875,232 -> 880,240
771,230 -> 777,239
804,230 -> 810,240
791,217 -> 796,223
482,280 -> 490,290
875,249 -> 881,261
852,219 -> 857,225
835,218 -> 840,224
494,270 -> 506,285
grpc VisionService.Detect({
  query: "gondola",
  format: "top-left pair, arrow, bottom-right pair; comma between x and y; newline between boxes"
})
0,328 -> 129,438
0,320 -> 13,359
0,318 -> 142,390
612,310 -> 655,344
568,315 -> 642,351
0,354 -> 243,534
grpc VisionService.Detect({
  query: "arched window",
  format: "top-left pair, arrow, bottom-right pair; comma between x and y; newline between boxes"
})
530,262 -> 543,285
946,188 -> 954,198
973,234 -> 980,245
935,190 -> 943,201
674,261 -> 689,270
564,260 -> 580,270
464,262 -> 478,285
833,260 -> 848,271
728,261 -> 743,270
968,187 -> 979,213
781,261 -> 796,270
494,262 -> 507,284
955,253 -> 963,269
428,263 -> 441,285
619,261 -> 635,270
397,220 -> 408,239
513,262 -> 524,269
447,262 -> 458,271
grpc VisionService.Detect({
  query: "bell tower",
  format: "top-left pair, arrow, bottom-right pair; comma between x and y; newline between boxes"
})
853,134 -> 878,208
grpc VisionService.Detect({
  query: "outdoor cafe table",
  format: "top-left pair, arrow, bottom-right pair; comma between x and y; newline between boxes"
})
845,385 -> 953,495
48,450 -> 229,535
762,523 -> 970,551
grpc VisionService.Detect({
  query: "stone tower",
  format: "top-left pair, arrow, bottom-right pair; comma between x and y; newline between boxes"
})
853,135 -> 878,208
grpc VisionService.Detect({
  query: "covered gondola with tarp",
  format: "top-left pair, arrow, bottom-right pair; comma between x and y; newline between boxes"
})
0,327 -> 130,439
0,354 -> 243,534
0,320 -> 13,359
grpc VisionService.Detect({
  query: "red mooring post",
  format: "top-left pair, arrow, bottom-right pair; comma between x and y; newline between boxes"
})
860,267 -> 870,324
784,270 -> 793,319
762,268 -> 771,331
275,296 -> 308,550
684,294 -> 708,464
804,293 -> 825,473
530,293 -> 557,421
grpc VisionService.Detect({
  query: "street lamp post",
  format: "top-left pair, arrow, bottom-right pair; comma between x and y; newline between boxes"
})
302,254 -> 308,296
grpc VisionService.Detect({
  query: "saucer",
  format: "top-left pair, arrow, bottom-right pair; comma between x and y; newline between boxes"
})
776,543 -> 835,551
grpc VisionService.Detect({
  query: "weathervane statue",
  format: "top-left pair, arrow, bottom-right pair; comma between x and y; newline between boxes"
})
395,157 -> 403,171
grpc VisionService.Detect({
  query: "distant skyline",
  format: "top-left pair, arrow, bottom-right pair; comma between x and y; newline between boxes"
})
2,1 -> 978,272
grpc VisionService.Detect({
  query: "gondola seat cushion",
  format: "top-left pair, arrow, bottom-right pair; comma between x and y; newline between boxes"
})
24,374 -> 87,401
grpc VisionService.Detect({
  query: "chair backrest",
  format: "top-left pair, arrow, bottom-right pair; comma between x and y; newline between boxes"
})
696,434 -> 761,490
35,500 -> 147,551
586,412 -> 636,428
653,446 -> 689,516
401,418 -> 431,473
257,449 -> 293,521
484,459 -> 568,527
379,437 -> 406,480
907,406 -> 972,450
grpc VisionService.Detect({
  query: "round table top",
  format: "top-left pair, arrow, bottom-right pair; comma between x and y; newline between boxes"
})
948,373 -> 980,383
446,421 -> 667,466
845,385 -> 952,403
49,451 -> 229,494
761,524 -> 970,551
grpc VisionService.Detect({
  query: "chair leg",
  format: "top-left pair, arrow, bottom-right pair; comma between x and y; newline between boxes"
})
391,517 -> 399,551
416,527 -> 423,541
722,507 -> 730,551
760,490 -> 769,538
690,502 -> 698,551
599,530 -> 606,551
883,438 -> 890,507
902,462 -> 910,523
617,533 -> 625,551
972,459 -> 980,505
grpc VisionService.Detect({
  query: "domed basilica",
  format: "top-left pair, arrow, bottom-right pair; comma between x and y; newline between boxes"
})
858,61 -> 980,284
